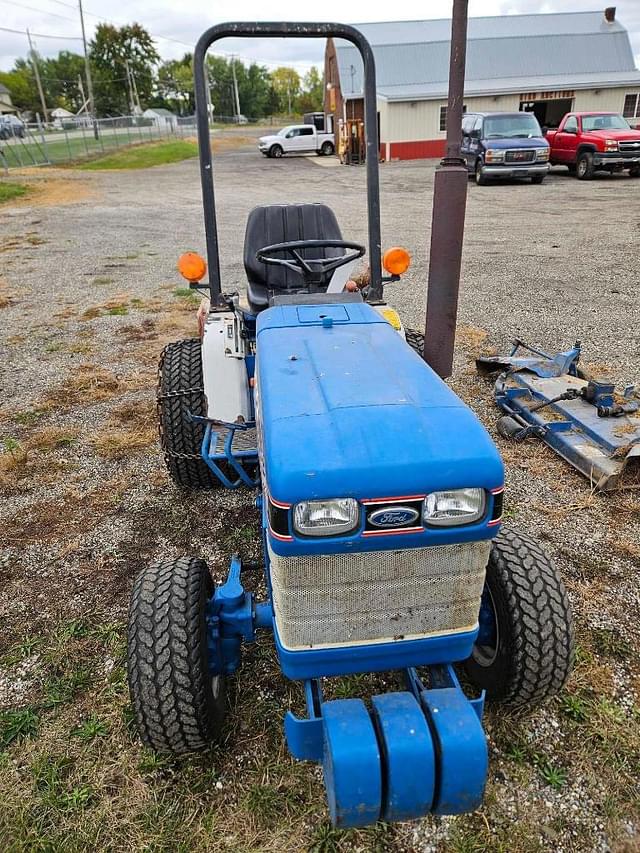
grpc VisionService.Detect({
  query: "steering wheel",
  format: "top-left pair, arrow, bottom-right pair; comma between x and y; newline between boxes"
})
256,239 -> 365,290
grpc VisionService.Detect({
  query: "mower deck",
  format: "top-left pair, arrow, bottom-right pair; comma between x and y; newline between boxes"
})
478,341 -> 640,490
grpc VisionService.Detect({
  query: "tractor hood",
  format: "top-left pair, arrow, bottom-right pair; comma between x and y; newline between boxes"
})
256,302 -> 504,504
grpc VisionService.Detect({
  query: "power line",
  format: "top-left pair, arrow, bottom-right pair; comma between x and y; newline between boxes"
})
0,0 -> 80,24
0,24 -> 82,39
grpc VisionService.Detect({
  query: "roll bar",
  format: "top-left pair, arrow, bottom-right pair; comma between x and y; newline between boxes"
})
193,22 -> 382,305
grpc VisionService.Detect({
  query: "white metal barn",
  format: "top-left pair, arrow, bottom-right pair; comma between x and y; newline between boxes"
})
324,8 -> 640,160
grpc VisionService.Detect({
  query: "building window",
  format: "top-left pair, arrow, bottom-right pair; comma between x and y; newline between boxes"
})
439,104 -> 466,132
623,93 -> 640,119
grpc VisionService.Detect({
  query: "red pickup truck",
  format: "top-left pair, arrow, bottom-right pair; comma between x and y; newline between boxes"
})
545,112 -> 640,179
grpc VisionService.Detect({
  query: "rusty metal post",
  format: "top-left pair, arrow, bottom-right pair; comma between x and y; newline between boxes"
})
423,0 -> 469,378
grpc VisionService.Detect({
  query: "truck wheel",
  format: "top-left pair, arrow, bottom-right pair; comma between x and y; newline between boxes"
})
320,141 -> 335,156
531,176 -> 544,185
158,338 -> 219,490
269,144 -> 283,158
127,557 -> 226,755
475,159 -> 488,186
629,165 -> 640,178
576,152 -> 595,180
463,528 -> 574,708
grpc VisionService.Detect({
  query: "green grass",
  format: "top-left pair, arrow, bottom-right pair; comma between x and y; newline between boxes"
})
1,126 -> 175,167
79,140 -> 198,171
0,181 -> 28,203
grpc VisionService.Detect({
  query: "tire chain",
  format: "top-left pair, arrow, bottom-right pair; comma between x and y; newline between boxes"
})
156,339 -> 218,488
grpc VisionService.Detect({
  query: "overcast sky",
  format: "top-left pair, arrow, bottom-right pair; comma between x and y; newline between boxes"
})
1,1 -> 639,73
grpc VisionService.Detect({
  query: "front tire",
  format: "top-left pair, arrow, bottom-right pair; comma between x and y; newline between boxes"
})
127,557 -> 226,755
576,151 -> 595,180
464,528 -> 574,708
531,175 -> 544,185
269,144 -> 283,158
475,159 -> 488,186
157,338 -> 218,490
629,165 -> 640,178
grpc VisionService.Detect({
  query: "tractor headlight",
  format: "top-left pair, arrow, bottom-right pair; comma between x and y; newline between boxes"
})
485,149 -> 505,162
293,498 -> 359,537
423,488 -> 486,526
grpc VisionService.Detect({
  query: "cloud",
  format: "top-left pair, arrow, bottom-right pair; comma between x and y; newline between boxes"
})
1,0 -> 638,79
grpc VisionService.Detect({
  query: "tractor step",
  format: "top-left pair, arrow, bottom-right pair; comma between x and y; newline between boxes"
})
213,426 -> 258,455
199,421 -> 259,488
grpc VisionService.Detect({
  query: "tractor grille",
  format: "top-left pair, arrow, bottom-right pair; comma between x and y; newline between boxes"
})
505,149 -> 535,163
269,541 -> 491,650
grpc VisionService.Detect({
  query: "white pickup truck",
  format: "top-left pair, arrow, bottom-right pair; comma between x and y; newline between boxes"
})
258,124 -> 335,158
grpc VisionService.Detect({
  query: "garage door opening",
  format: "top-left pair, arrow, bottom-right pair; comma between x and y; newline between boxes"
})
520,98 -> 573,129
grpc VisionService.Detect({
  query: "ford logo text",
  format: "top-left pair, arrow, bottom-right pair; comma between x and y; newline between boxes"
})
368,506 -> 420,529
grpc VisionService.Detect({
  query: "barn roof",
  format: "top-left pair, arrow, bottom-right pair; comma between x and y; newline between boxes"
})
335,11 -> 640,101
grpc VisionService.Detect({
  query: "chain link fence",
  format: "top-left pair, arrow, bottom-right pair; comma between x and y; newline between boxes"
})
1,114 -> 197,169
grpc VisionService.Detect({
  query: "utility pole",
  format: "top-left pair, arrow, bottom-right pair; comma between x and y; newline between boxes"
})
78,0 -> 98,138
27,30 -> 48,124
124,60 -> 136,114
77,74 -> 88,114
231,56 -> 241,118
205,64 -> 213,125
423,0 -> 470,378
287,80 -> 291,115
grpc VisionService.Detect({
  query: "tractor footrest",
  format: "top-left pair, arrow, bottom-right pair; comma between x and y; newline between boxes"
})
200,422 -> 259,489
213,427 -> 258,455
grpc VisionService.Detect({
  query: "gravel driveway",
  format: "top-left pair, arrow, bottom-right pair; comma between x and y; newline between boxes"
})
1,143 -> 639,852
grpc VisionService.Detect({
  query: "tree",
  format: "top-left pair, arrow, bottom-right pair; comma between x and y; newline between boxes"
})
270,67 -> 300,114
154,54 -> 194,113
297,66 -> 323,113
42,52 -> 87,112
90,23 -> 159,115
0,64 -> 39,114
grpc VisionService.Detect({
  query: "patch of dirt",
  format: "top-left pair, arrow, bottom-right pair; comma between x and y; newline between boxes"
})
4,170 -> 95,207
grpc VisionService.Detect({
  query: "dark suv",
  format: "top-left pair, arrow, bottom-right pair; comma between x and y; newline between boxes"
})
461,112 -> 550,185
0,115 -> 26,140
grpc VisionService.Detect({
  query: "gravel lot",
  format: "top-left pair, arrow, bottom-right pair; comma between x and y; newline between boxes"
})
1,140 -> 639,852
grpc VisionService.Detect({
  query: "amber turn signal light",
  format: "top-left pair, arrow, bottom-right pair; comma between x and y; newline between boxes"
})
382,246 -> 411,276
178,252 -> 207,283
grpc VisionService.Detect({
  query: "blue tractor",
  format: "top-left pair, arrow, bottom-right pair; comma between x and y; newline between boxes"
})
127,22 -> 574,827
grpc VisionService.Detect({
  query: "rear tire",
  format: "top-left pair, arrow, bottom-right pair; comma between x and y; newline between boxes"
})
576,152 -> 595,180
157,338 -> 218,490
404,327 -> 425,359
567,163 -> 577,174
127,557 -> 226,754
320,141 -> 334,156
269,144 -> 283,158
464,528 -> 574,708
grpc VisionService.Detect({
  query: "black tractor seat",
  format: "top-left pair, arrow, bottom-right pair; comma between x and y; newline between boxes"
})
243,203 -> 344,314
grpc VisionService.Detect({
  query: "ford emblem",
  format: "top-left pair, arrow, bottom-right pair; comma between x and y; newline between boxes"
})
368,506 -> 420,529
